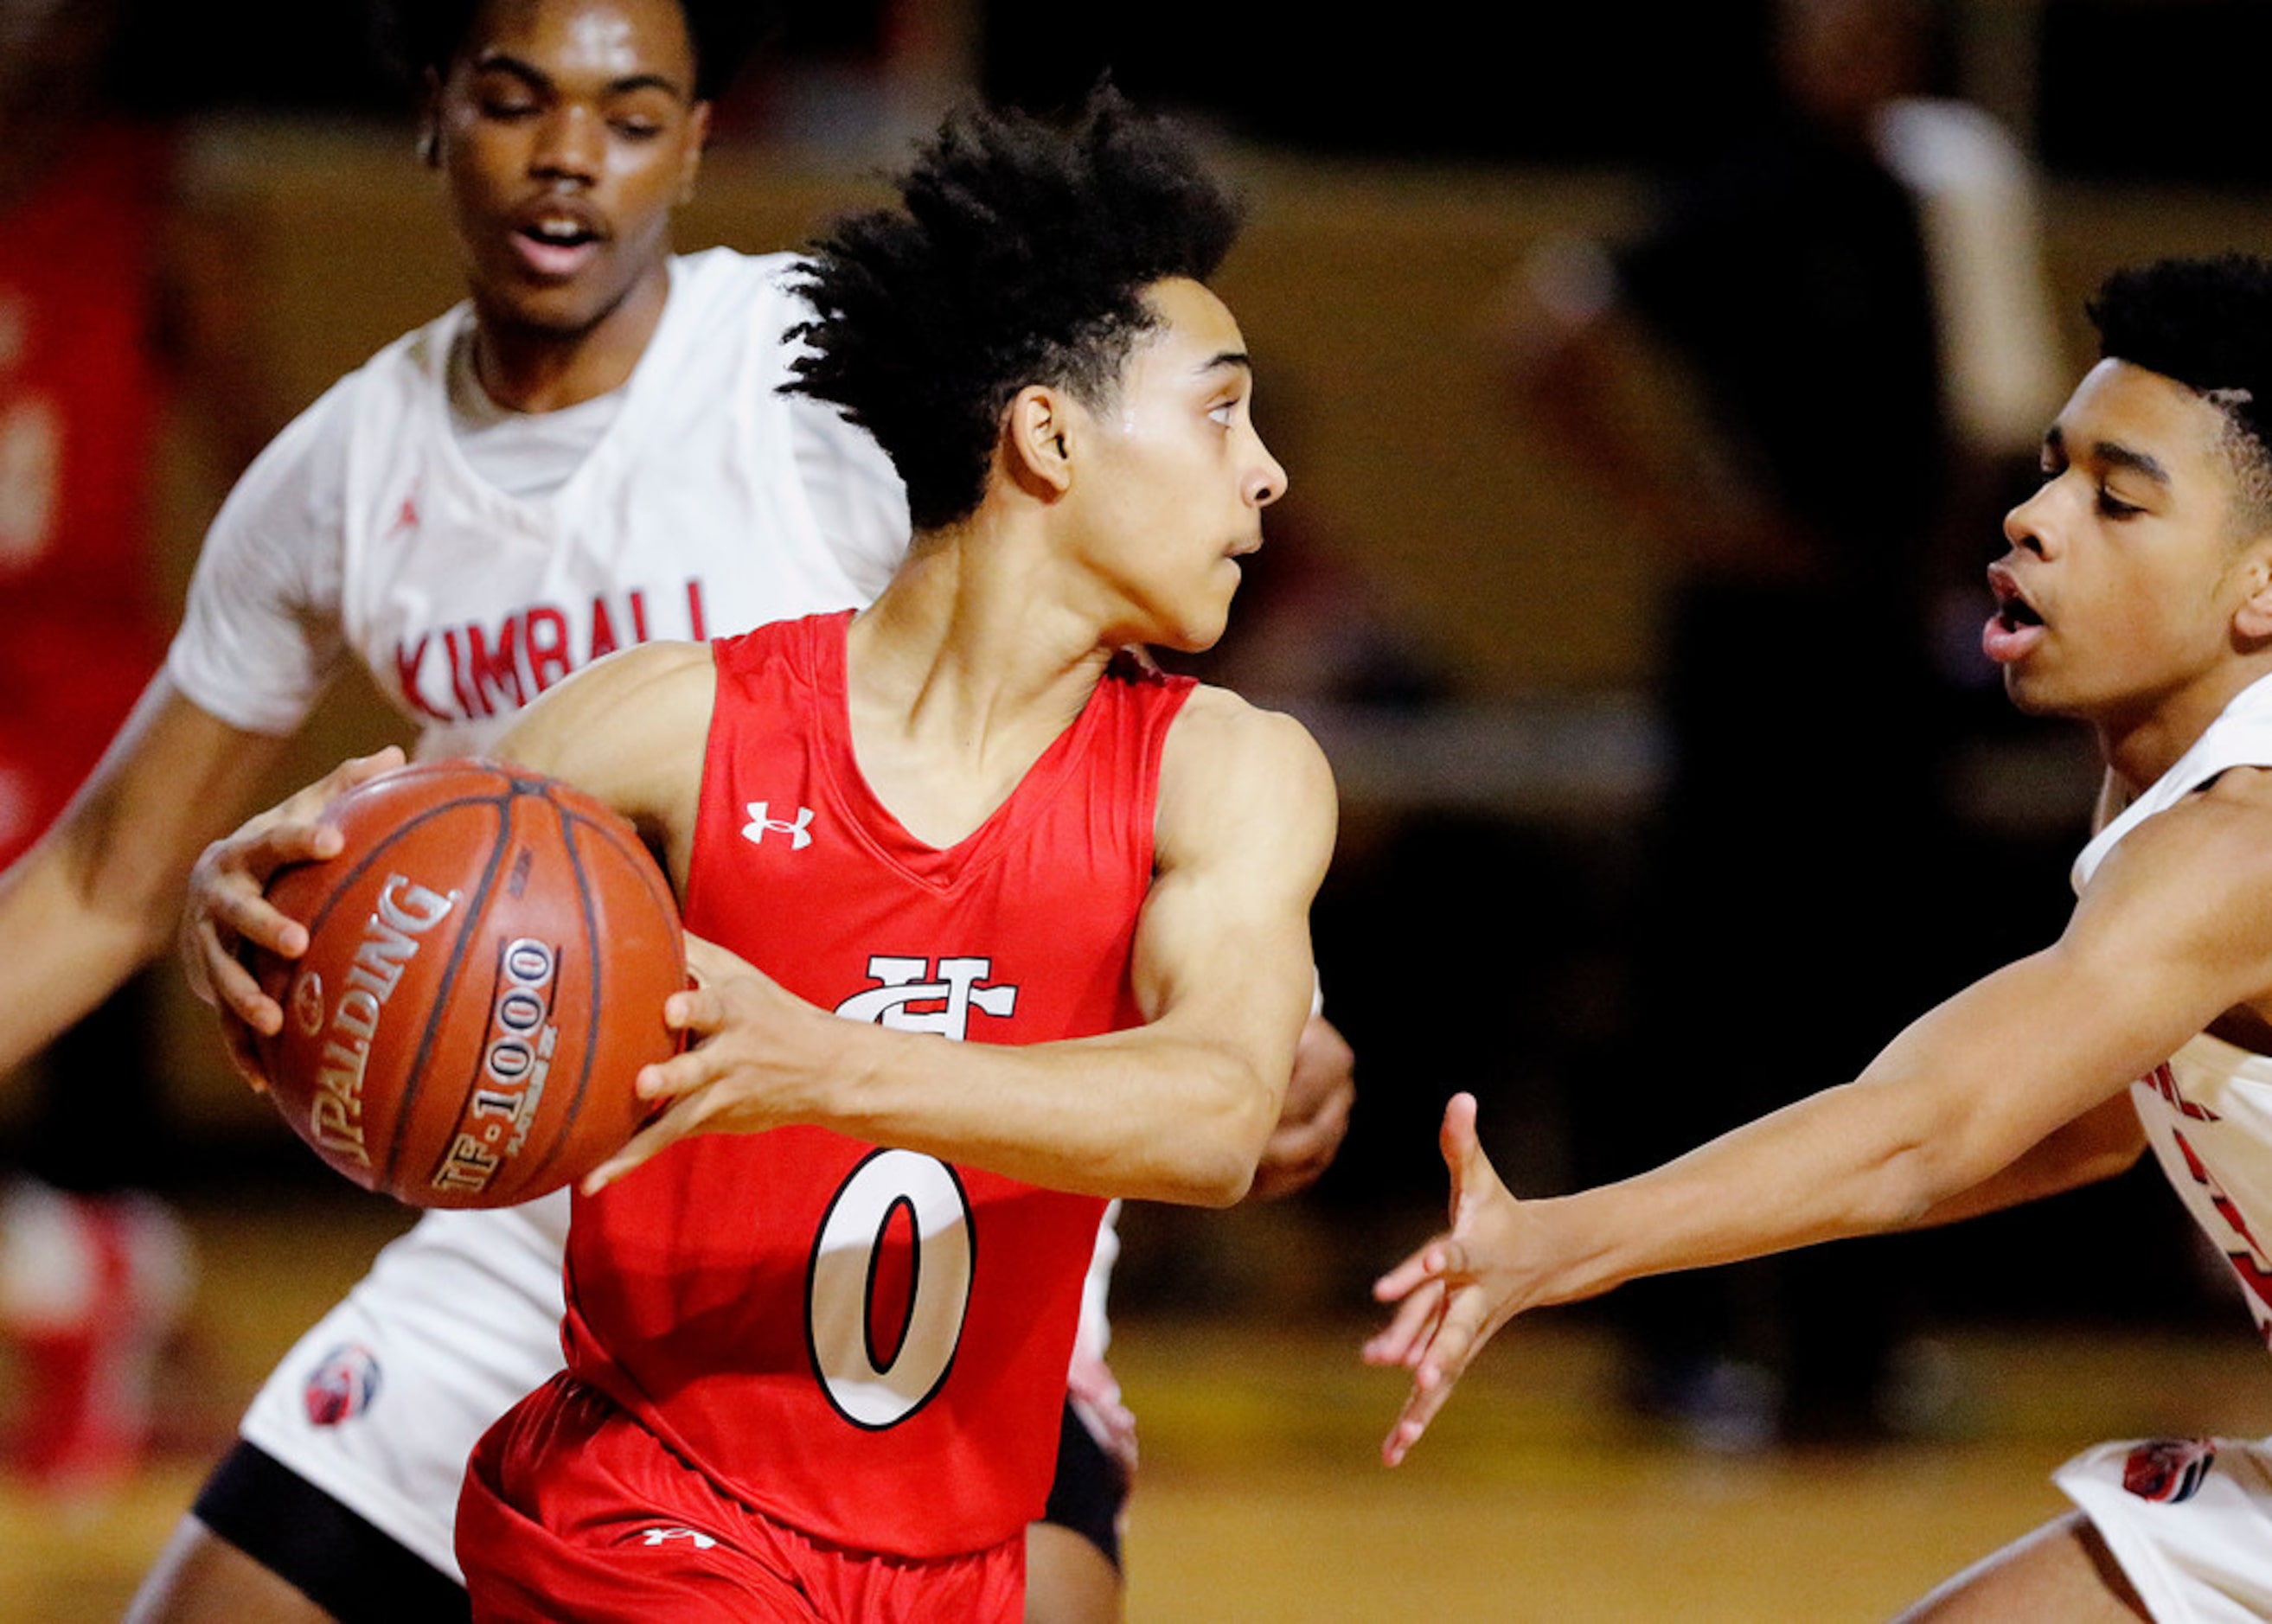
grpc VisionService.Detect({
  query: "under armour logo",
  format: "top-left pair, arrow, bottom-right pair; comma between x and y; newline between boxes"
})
742,801 -> 815,850
835,956 -> 1017,1040
638,1526 -> 719,1550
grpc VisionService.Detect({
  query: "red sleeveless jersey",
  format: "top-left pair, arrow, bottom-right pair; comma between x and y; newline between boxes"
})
558,611 -> 1194,1557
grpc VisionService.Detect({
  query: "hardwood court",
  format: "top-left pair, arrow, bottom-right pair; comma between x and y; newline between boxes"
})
2,1192 -> 2266,1622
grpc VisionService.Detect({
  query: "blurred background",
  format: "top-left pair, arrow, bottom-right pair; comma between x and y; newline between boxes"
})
10,0 -> 2272,1614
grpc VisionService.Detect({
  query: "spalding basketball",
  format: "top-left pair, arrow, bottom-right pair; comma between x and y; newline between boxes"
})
248,759 -> 684,1209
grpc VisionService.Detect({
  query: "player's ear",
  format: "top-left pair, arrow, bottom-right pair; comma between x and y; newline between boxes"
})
675,99 -> 711,204
2232,533 -> 2272,643
1004,385 -> 1076,497
417,68 -> 444,168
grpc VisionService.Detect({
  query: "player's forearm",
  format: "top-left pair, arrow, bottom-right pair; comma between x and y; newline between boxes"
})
1520,961 -> 2158,1307
1901,1090 -> 2147,1230
0,848 -> 175,1067
1512,1083 -> 1957,1308
806,1016 -> 1279,1206
0,681 -> 290,1071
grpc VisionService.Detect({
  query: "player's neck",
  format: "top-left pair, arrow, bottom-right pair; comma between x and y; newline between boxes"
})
857,539 -> 1114,726
466,265 -> 670,413
846,534 -> 1120,847
2099,657 -> 2272,798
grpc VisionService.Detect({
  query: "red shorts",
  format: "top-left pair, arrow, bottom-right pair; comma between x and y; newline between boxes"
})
458,1374 -> 1025,1623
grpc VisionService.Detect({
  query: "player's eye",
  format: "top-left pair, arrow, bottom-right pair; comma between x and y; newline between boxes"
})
2096,484 -> 2143,519
608,95 -> 675,141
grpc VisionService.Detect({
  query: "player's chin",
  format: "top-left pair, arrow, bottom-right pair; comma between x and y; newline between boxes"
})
480,268 -> 624,340
1157,587 -> 1238,655
1999,662 -> 2082,719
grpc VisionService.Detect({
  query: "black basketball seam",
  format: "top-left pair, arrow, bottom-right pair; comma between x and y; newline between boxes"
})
264,772 -> 515,1192
380,788 -> 516,1190
516,796 -> 681,1193
512,790 -> 611,1194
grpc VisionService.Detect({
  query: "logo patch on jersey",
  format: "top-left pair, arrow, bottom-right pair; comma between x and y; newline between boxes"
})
635,1526 -> 719,1550
741,801 -> 815,850
2122,1438 -> 2217,1503
834,956 -> 1017,1039
302,1342 -> 382,1427
385,489 -> 420,542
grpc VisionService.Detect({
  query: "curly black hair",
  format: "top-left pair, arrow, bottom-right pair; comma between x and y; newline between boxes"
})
2090,254 -> 2272,529
379,0 -> 777,103
783,85 -> 1244,532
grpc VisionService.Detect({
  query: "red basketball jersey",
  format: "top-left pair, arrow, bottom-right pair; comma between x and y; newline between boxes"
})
557,610 -> 1194,1557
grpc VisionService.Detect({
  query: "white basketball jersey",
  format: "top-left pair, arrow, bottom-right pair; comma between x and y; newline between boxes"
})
167,247 -> 907,757
2074,671 -> 2272,1352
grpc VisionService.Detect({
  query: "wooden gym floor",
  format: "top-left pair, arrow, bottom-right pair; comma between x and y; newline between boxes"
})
3,1192 -> 2268,1622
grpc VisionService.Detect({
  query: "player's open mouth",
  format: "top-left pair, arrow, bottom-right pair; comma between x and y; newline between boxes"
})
512,214 -> 605,278
1982,566 -> 2045,664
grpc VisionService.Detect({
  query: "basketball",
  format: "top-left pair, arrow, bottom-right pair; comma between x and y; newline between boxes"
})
246,758 -> 685,1209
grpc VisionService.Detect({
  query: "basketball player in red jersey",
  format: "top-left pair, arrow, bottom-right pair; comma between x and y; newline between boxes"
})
191,86 -> 1332,1618
0,0 -> 1341,1615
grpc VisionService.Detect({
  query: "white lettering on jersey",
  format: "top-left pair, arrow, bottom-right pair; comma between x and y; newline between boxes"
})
636,1526 -> 719,1550
808,1149 -> 975,1429
833,956 -> 1016,1038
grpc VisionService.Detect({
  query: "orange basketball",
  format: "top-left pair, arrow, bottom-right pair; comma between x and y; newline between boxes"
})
247,759 -> 684,1208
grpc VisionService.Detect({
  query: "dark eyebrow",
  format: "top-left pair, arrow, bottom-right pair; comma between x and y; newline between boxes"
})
2044,423 -> 2172,486
470,49 -> 690,101
1197,350 -> 1251,379
2096,440 -> 2172,487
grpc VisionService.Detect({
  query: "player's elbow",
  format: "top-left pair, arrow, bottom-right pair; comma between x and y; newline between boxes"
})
1155,1058 -> 1278,1208
1855,1141 -> 1961,1231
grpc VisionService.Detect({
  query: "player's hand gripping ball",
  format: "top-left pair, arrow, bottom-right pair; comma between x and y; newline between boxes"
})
246,759 -> 684,1208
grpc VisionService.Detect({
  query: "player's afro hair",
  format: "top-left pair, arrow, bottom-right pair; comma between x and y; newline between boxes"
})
783,84 -> 1244,533
380,0 -> 777,103
2090,254 -> 2272,528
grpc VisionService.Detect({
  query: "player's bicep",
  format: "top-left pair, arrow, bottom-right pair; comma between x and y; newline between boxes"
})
490,642 -> 715,873
2060,789 -> 2272,1046
1134,697 -> 1335,1071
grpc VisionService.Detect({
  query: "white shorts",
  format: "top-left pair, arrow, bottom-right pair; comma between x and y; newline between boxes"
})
234,1193 -> 1124,1582
2057,1435 -> 2272,1622
234,1197 -> 572,1582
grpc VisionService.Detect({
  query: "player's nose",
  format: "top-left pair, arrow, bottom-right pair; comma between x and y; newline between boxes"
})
2001,484 -> 2053,558
1248,435 -> 1287,509
531,105 -> 604,184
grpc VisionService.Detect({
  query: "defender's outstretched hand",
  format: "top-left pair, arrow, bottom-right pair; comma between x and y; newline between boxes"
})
1365,1091 -> 1530,1466
179,745 -> 407,1088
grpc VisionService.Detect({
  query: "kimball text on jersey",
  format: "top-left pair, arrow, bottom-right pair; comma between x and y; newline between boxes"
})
395,579 -> 710,726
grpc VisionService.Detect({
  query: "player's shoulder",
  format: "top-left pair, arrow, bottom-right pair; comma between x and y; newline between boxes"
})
1158,685 -> 1335,844
2171,766 -> 2272,866
508,641 -> 717,777
578,636 -> 719,700
2096,765 -> 2272,904
1168,683 -> 1326,769
666,246 -> 810,331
